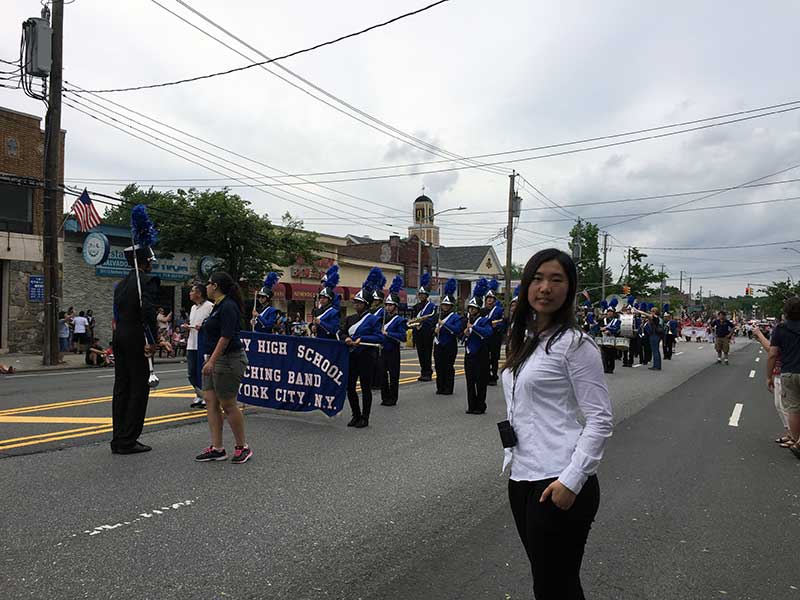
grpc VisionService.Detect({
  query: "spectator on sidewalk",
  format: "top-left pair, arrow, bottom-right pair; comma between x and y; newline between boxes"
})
769,297 -> 800,459
86,309 -> 96,341
73,311 -> 89,354
711,311 -> 735,365
185,283 -> 214,409
66,306 -> 75,351
85,338 -> 107,367
157,307 -> 173,337
57,311 -> 70,363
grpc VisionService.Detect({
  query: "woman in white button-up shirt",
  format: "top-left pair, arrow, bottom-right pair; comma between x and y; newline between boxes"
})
502,248 -> 613,600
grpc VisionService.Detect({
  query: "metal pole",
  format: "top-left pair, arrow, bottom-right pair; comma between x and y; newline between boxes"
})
600,232 -> 608,300
659,264 -> 665,309
504,171 -> 516,309
626,247 -> 631,288
42,0 -> 63,366
679,270 -> 683,294
689,277 -> 692,300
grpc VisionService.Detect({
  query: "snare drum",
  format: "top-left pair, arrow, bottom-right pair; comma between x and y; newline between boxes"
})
614,337 -> 630,349
619,314 -> 635,338
601,335 -> 615,347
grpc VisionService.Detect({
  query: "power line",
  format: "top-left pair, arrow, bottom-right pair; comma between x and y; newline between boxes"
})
70,0 -> 454,93
150,0 -> 506,178
633,238 -> 800,251
62,86 -> 408,219
604,160 -> 800,229
65,94 -> 800,181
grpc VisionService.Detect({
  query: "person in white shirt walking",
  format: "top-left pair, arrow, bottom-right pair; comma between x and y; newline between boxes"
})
72,311 -> 89,354
184,283 -> 214,409
502,248 -> 613,600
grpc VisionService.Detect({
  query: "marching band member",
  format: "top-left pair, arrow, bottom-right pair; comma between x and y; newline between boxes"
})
370,270 -> 387,390
663,306 -> 678,360
411,273 -> 437,382
251,272 -> 279,333
434,278 -> 464,396
621,301 -> 635,367
339,279 -> 383,428
314,265 -> 341,340
464,278 -> 493,414
505,285 -> 520,352
484,278 -> 505,386
380,276 -> 407,406
637,303 -> 652,365
600,306 -> 621,374
111,206 -> 160,455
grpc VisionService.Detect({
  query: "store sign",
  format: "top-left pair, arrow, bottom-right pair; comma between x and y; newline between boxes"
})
28,275 -> 44,302
82,232 -> 110,266
291,257 -> 334,280
96,247 -> 193,282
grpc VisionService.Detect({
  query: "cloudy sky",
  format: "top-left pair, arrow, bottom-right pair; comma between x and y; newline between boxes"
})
3,0 -> 800,297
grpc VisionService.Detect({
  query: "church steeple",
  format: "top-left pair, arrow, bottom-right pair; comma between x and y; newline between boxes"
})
409,188 -> 440,247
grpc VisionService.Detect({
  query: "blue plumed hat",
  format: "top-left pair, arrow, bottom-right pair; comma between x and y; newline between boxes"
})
259,272 -> 280,298
486,278 -> 500,298
372,271 -> 387,302
441,278 -> 458,306
418,272 -> 432,295
319,265 -> 340,301
385,275 -> 404,306
609,297 -> 619,309
600,299 -> 609,311
468,277 -> 489,309
355,267 -> 383,304
126,204 -> 158,266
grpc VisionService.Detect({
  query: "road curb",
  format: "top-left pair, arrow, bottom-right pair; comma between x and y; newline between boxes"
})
8,358 -> 186,375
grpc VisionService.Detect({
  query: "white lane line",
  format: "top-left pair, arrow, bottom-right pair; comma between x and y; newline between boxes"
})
755,357 -> 760,363
728,403 -> 743,427
748,370 -> 756,378
697,346 -> 703,350
76,499 -> 196,538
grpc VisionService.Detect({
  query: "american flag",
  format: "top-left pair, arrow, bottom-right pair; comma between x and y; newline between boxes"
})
71,189 -> 101,232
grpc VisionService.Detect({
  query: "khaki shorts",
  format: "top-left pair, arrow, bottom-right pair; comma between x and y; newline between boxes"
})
781,373 -> 800,414
714,337 -> 730,355
202,350 -> 248,399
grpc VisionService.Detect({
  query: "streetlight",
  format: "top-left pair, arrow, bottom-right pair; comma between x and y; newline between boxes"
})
417,206 -> 467,293
783,247 -> 800,255
779,269 -> 794,284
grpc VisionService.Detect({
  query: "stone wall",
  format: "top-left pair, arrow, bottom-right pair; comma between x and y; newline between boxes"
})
6,260 -> 45,352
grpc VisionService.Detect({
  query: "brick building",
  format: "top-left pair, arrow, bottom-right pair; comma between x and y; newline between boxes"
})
0,106 -> 65,352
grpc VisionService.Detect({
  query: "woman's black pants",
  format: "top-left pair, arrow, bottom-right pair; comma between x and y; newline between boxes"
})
508,476 -> 600,600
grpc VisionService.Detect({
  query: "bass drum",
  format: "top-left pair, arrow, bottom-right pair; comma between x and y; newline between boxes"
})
619,313 -> 635,338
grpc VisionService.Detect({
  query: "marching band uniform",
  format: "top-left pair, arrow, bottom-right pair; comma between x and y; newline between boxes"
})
663,311 -> 678,360
600,310 -> 621,374
339,272 -> 384,428
370,281 -> 386,390
434,279 -> 463,396
412,274 -> 437,382
253,272 -> 279,333
464,279 -> 493,414
111,237 -> 160,454
314,266 -> 341,340
484,279 -> 505,386
380,278 -> 407,406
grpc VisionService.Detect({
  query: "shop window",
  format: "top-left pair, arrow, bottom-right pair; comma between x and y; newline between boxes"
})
0,184 -> 33,234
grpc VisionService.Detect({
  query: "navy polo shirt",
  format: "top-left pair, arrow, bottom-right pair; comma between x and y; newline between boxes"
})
711,319 -> 734,338
201,295 -> 244,355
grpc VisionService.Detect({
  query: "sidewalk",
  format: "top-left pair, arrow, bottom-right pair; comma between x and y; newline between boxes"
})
0,351 -> 185,374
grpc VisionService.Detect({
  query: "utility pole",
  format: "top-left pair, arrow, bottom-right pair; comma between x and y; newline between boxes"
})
626,247 -> 631,288
679,270 -> 683,294
572,219 -> 582,309
42,0 -> 63,366
600,232 -> 609,300
659,264 -> 665,310
504,171 -> 516,309
689,277 -> 692,300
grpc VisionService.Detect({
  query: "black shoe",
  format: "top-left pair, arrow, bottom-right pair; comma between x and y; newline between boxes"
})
354,417 -> 369,428
465,410 -> 477,414
190,398 -> 206,409
487,381 -> 498,387
434,390 -> 443,395
112,442 -> 151,455
417,376 -> 432,382
195,446 -> 227,461
347,416 -> 360,427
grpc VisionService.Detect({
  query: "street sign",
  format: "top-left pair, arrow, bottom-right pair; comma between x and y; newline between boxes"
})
28,275 -> 44,302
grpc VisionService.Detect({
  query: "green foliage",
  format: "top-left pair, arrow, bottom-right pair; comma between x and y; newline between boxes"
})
102,185 -> 320,283
756,280 -> 800,318
625,247 -> 664,299
569,222 -> 611,297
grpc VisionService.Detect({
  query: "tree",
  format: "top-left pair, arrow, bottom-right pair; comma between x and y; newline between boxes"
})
624,247 -> 663,299
569,221 -> 612,299
757,280 -> 800,318
102,185 -> 320,283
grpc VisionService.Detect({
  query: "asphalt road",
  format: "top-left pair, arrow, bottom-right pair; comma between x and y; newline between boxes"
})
3,337 -> 794,599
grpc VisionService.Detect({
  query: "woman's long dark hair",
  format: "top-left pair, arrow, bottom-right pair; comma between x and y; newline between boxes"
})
209,271 -> 243,312
504,248 -> 579,375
